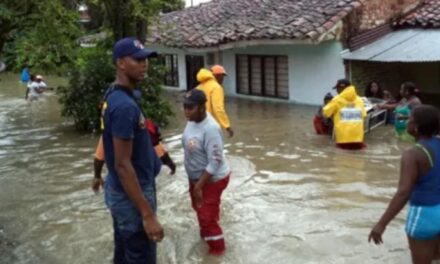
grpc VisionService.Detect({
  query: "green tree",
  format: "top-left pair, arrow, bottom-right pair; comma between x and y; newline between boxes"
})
0,1 -> 35,56
57,46 -> 114,131
158,0 -> 185,13
1,0 -> 81,73
17,2 -> 81,73
57,43 -> 173,131
0,0 -> 183,131
58,0 -> 184,131
101,0 -> 184,42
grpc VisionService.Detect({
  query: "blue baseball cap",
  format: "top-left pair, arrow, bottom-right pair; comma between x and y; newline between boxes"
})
183,89 -> 207,106
112,37 -> 158,61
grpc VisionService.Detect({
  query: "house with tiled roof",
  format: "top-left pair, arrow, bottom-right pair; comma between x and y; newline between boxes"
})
343,0 -> 440,105
149,0 -> 424,105
396,0 -> 440,28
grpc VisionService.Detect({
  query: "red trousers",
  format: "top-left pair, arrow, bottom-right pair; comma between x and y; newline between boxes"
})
313,116 -> 330,135
189,175 -> 230,255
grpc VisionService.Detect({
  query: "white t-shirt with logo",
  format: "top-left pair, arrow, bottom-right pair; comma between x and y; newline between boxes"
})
182,113 -> 230,182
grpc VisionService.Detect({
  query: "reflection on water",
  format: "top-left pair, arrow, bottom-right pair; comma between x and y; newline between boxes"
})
0,73 -> 413,263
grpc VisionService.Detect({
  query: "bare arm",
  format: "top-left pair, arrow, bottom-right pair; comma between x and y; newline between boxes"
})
193,170 -> 212,208
193,128 -> 224,207
114,137 -> 154,217
113,137 -> 164,241
369,149 -> 419,244
196,171 -> 212,189
94,158 -> 105,179
378,103 -> 398,111
92,158 -> 105,193
92,136 -> 105,192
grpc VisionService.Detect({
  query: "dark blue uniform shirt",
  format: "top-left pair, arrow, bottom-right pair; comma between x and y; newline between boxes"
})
102,85 -> 161,192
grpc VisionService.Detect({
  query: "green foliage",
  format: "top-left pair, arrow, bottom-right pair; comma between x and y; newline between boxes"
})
101,0 -> 184,42
153,0 -> 185,13
137,60 -> 173,128
7,1 -> 82,73
1,0 -> 176,131
130,0 -> 184,18
0,1 -> 36,66
57,45 -> 114,131
0,3 -> 14,21
57,41 -> 172,132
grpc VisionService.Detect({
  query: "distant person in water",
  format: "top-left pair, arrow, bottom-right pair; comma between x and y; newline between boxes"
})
25,75 -> 42,101
313,92 -> 333,135
378,82 -> 422,140
323,79 -> 367,150
20,66 -> 30,84
25,75 -> 51,101
369,105 -> 440,264
377,82 -> 422,112
395,82 -> 422,142
35,75 -> 48,92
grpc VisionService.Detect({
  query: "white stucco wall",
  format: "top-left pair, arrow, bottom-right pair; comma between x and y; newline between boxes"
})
150,40 -> 345,105
222,40 -> 345,105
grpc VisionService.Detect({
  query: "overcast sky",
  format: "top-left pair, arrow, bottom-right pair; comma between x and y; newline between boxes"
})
185,0 -> 211,7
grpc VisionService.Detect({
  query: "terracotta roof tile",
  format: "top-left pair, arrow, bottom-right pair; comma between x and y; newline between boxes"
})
395,0 -> 440,28
149,0 -> 361,48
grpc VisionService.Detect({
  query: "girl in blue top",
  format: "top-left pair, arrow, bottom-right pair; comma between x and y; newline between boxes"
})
369,105 -> 440,263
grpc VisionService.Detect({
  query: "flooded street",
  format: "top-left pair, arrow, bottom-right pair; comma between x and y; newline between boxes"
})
0,73 -> 413,263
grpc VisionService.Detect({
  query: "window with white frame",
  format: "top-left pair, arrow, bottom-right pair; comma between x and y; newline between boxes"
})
161,54 -> 179,87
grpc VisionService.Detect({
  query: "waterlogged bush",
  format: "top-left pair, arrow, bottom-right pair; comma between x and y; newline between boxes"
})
57,44 -> 172,132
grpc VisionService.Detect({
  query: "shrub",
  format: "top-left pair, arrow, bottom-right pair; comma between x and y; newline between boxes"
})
57,42 -> 172,132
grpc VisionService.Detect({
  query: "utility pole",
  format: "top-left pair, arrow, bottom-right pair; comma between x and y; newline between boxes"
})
191,0 -> 194,6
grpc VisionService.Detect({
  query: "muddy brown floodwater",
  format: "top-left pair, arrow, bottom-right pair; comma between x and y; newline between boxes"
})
0,73 -> 414,263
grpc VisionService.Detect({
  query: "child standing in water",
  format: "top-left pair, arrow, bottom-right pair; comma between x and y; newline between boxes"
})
369,105 -> 440,264
313,92 -> 333,135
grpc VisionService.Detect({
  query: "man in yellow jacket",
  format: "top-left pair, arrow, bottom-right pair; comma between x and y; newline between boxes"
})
323,79 -> 367,150
196,66 -> 234,137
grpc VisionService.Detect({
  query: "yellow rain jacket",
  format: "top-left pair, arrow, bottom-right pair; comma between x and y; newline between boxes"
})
323,86 -> 366,144
196,68 -> 231,130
